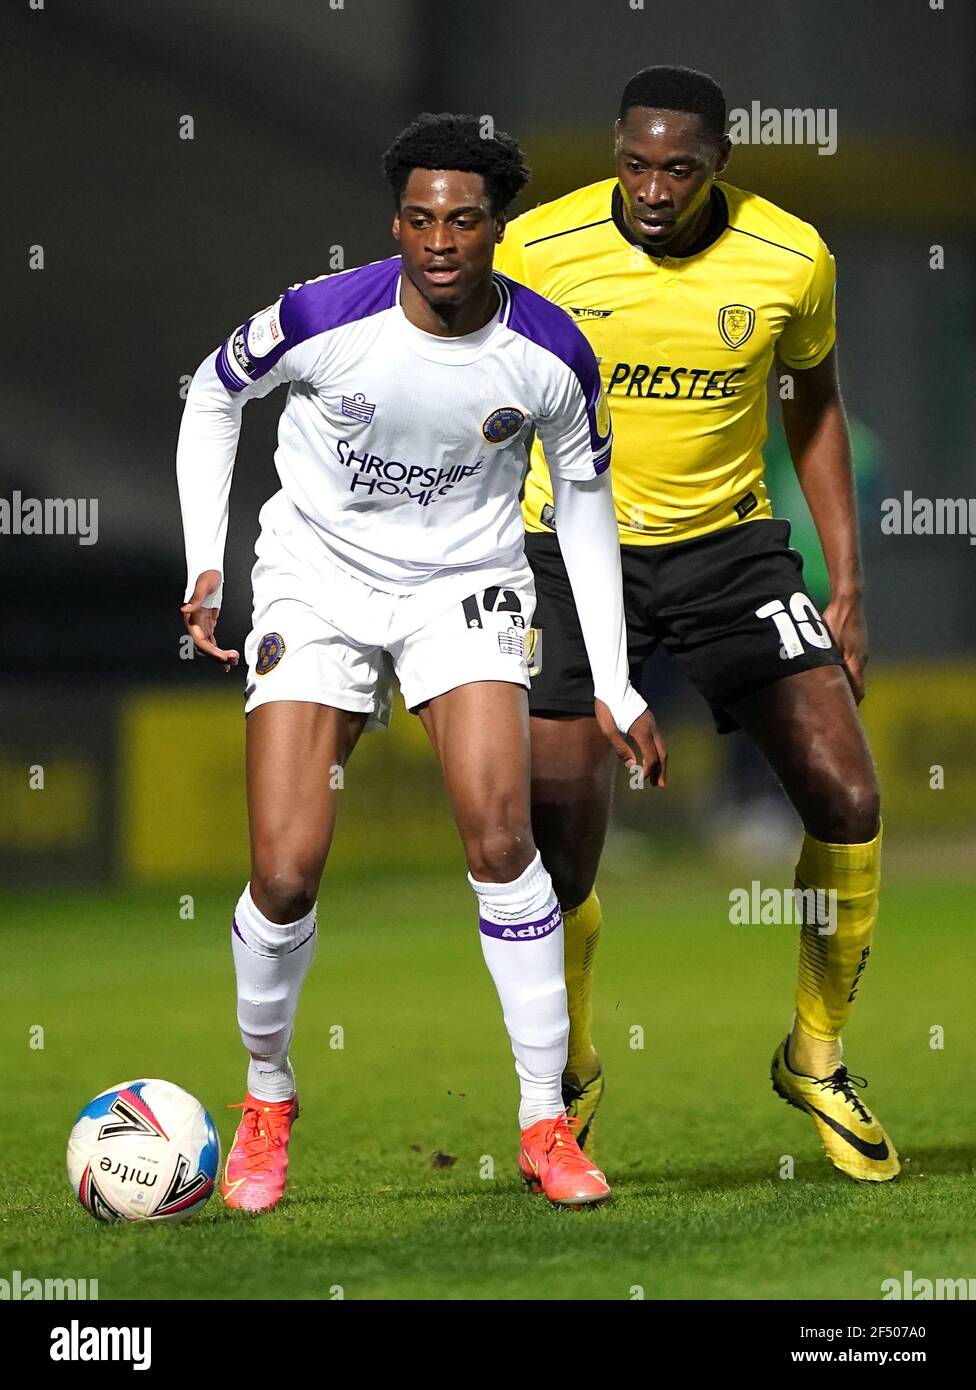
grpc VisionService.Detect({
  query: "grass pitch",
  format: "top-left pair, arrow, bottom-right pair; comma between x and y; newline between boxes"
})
3,853 -> 973,1300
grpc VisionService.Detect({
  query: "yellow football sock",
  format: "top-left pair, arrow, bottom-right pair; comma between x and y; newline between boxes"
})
790,825 -> 882,1075
563,889 -> 603,1079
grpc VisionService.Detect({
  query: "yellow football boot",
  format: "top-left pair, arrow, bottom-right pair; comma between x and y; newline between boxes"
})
771,1038 -> 899,1182
561,1064 -> 604,1157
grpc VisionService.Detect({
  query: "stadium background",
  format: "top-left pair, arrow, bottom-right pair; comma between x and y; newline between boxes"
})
2,0 -> 974,1302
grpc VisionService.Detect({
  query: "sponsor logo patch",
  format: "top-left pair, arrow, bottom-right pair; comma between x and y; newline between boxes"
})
256,632 -> 285,675
230,328 -> 254,377
498,627 -> 525,658
246,302 -> 283,358
341,392 -> 376,423
482,406 -> 525,444
718,303 -> 756,349
733,490 -> 759,519
568,305 -> 614,319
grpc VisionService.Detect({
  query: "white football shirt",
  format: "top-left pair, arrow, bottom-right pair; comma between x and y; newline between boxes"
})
177,256 -> 611,600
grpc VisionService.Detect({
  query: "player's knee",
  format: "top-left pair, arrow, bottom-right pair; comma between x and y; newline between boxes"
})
251,864 -> 318,924
808,775 -> 881,844
841,778 -> 881,842
545,857 -> 595,913
466,822 -> 536,884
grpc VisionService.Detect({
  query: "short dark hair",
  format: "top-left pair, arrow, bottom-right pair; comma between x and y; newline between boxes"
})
381,112 -> 530,214
619,66 -> 726,143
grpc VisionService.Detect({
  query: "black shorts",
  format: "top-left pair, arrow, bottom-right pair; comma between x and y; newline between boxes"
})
525,518 -> 844,733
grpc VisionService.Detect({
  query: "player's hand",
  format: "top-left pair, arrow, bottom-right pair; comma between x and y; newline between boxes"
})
824,590 -> 867,703
594,699 -> 667,788
180,569 -> 240,672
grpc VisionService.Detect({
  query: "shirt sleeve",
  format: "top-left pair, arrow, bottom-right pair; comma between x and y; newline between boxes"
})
176,292 -> 312,607
776,235 -> 837,371
535,334 -> 613,481
548,470 -> 648,735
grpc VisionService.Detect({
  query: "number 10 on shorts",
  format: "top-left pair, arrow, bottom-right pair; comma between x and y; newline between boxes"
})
756,592 -> 832,660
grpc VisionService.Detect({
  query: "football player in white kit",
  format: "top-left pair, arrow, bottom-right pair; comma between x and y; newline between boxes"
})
177,114 -> 666,1212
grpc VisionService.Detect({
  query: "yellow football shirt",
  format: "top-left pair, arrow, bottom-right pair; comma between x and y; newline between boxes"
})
495,178 -> 836,545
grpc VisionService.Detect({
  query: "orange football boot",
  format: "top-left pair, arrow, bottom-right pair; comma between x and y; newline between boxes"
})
518,1113 -> 611,1208
221,1092 -> 299,1212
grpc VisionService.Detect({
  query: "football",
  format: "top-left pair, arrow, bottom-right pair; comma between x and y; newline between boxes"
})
66,1079 -> 219,1223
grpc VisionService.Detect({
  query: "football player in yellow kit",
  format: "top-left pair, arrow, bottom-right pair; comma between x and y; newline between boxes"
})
495,66 -> 897,1181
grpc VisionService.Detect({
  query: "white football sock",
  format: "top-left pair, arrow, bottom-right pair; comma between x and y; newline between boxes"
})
231,885 -> 315,1102
247,1054 -> 297,1105
469,852 -> 568,1129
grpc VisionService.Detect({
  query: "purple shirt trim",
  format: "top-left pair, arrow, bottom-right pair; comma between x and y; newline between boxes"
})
499,273 -> 611,469
215,350 -> 242,393
217,257 -> 401,393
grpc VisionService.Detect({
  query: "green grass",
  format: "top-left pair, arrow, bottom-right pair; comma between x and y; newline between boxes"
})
2,857 -> 974,1300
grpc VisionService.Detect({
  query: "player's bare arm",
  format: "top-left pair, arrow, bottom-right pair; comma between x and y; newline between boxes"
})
594,700 -> 667,786
180,568 -> 240,671
780,348 -> 868,701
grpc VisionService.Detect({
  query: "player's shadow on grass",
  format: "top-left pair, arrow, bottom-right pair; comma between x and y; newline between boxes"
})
612,1143 -> 975,1193
894,1146 -> 976,1179
219,1146 -> 975,1219
609,1161 -> 797,1195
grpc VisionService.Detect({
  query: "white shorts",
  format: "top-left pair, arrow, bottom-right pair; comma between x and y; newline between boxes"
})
243,497 -> 536,728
